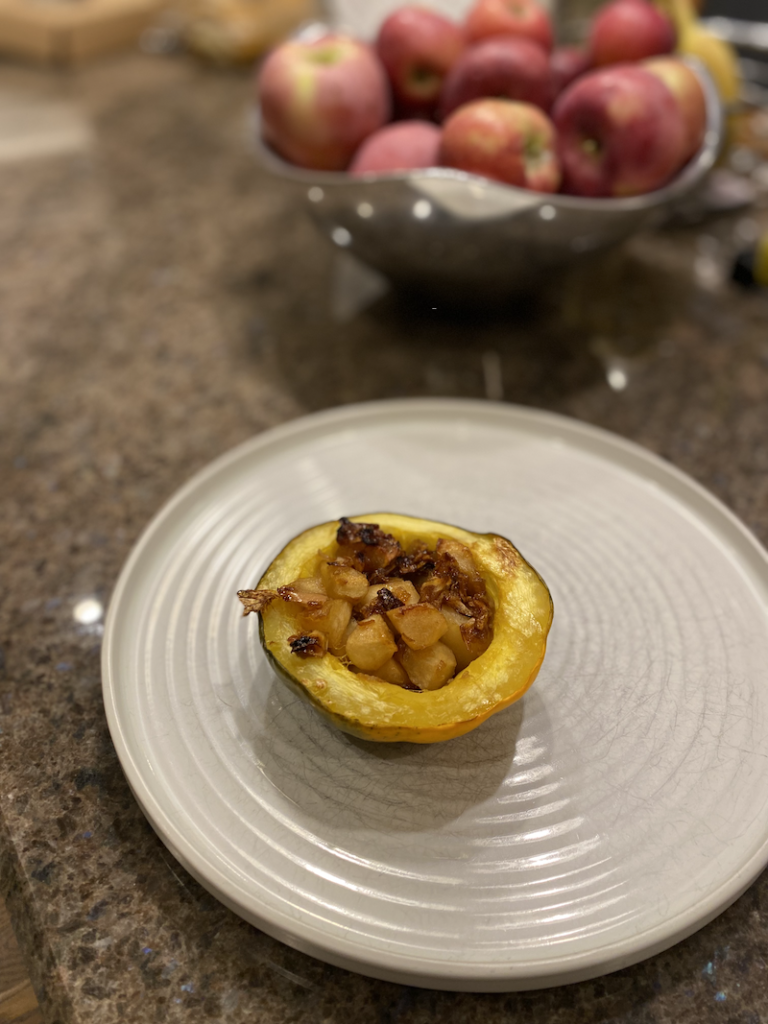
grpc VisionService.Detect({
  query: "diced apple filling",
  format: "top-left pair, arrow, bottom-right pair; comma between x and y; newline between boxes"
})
317,599 -> 353,653
239,519 -> 494,692
346,614 -> 398,671
440,604 -> 492,671
320,561 -> 369,601
370,656 -> 410,687
400,641 -> 457,691
290,577 -> 326,594
386,602 -> 447,650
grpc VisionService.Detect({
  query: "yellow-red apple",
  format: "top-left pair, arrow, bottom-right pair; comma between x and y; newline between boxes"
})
440,98 -> 561,192
439,36 -> 552,119
553,65 -> 686,196
643,56 -> 707,162
376,6 -> 464,119
589,0 -> 676,66
464,0 -> 553,52
349,121 -> 442,175
258,34 -> 391,171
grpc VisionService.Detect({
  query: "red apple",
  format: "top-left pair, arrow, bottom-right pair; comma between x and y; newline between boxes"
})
589,0 -> 676,66
551,45 -> 591,98
376,6 -> 465,119
553,65 -> 687,196
464,0 -> 554,52
258,34 -> 391,171
440,98 -> 561,192
349,121 -> 442,175
643,56 -> 707,162
439,37 -> 552,120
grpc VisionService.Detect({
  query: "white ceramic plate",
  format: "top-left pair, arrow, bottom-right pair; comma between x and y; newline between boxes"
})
102,399 -> 768,992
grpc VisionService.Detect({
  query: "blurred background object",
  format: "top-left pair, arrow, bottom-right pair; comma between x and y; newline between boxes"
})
0,0 -> 162,63
732,229 -> 768,286
183,0 -> 317,64
0,0 -> 318,65
326,0 -> 554,43
704,0 -> 768,19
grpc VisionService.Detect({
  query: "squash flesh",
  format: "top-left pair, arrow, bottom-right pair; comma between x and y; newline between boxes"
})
253,514 -> 553,743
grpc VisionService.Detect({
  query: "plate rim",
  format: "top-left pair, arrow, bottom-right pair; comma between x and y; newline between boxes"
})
102,397 -> 768,991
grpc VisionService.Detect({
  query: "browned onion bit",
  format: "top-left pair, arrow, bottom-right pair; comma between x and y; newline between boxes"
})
354,586 -> 405,621
368,547 -> 435,584
287,632 -> 328,658
377,587 -> 404,611
335,517 -> 402,574
237,589 -> 279,615
276,585 -> 326,611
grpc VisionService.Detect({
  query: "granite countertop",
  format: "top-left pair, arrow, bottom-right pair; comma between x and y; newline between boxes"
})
2,50 -> 768,1024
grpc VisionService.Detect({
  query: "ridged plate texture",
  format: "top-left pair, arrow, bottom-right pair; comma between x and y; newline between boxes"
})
102,399 -> 768,991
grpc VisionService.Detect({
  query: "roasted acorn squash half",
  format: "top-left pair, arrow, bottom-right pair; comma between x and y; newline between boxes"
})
238,513 -> 553,744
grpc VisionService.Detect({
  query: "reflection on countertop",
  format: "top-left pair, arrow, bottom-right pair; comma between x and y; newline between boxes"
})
1,49 -> 768,1024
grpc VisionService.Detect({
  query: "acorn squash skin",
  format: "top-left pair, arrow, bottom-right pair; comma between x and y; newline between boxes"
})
254,514 -> 553,744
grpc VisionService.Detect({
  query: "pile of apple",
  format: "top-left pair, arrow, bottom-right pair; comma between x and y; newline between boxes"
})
257,0 -> 709,198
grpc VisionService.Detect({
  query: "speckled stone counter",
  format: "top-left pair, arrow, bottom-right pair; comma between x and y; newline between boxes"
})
2,51 -> 768,1024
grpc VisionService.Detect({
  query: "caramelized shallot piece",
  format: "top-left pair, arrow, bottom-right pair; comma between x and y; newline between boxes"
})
287,632 -> 328,658
335,517 -> 402,573
237,588 -> 279,614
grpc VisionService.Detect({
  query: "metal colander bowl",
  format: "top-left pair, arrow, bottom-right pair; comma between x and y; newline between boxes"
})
253,33 -> 723,295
